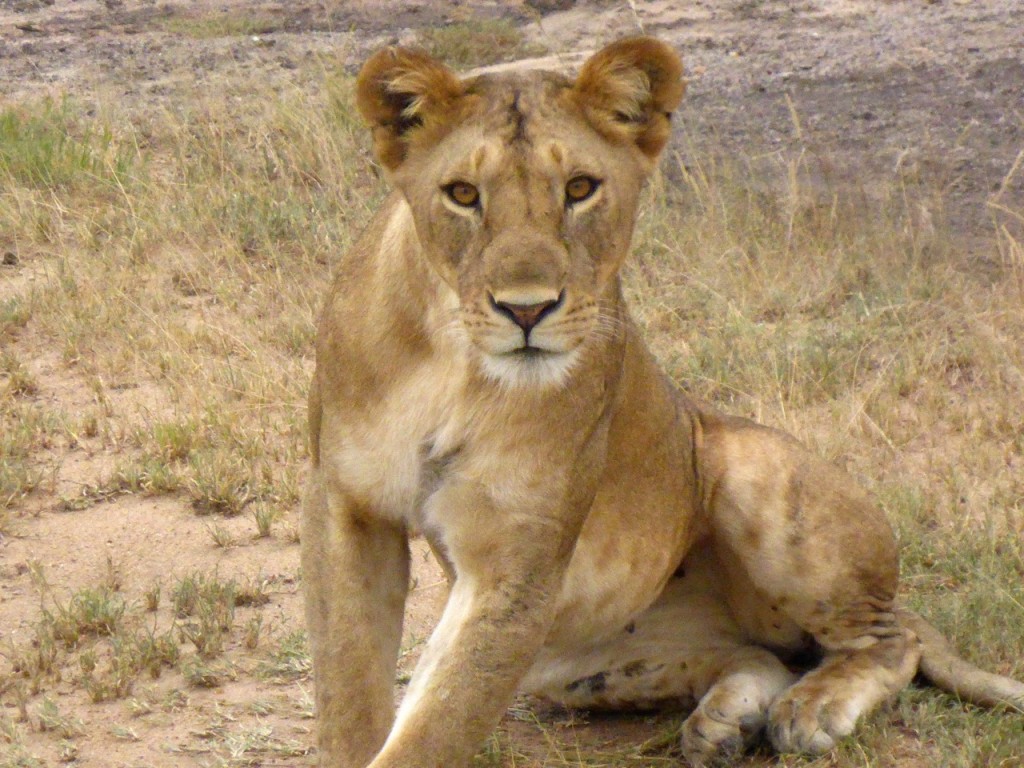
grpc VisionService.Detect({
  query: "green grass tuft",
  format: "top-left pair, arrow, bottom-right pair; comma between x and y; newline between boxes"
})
0,99 -> 137,190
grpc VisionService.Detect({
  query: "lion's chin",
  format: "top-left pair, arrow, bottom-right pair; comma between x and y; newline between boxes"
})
479,347 -> 580,390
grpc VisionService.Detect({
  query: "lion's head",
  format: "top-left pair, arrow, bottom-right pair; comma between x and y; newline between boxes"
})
355,38 -> 684,387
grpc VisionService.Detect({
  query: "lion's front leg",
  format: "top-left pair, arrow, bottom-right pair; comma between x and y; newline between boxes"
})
301,472 -> 410,768
370,496 -> 576,768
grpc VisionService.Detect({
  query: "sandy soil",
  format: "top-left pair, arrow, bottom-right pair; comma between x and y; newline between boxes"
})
1,1 -> 1023,766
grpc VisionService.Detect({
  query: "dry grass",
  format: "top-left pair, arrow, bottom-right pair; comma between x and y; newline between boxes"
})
416,19 -> 547,69
158,13 -> 280,40
1,35 -> 1022,768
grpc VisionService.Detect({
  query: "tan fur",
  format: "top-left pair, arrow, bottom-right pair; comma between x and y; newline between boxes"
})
302,37 -> 1024,768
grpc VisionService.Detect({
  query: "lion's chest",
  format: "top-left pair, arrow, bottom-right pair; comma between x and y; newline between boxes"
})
322,358 -> 469,526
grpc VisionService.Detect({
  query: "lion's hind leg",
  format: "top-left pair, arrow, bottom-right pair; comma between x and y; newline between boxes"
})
699,414 -> 922,755
523,546 -> 797,765
766,627 -> 919,753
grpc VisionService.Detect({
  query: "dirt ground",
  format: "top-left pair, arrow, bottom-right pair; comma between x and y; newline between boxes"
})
1,1 -> 1023,766
3,0 -> 1022,235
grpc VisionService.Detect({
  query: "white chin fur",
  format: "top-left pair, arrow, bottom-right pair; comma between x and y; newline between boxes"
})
479,349 -> 580,390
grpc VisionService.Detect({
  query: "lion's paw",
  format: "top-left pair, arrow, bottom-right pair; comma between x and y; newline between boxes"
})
767,685 -> 860,755
680,698 -> 766,767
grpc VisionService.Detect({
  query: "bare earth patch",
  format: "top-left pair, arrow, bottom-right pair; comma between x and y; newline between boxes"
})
1,1 -> 1023,766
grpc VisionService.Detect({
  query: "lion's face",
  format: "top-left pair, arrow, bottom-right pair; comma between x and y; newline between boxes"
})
392,76 -> 649,387
356,40 -> 685,386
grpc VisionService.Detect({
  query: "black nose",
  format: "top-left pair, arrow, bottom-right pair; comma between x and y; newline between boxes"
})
490,291 -> 564,336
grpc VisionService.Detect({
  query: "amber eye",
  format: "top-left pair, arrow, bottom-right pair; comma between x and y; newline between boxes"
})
565,176 -> 600,204
444,182 -> 480,208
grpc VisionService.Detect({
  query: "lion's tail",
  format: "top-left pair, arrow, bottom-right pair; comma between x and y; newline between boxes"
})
899,609 -> 1024,711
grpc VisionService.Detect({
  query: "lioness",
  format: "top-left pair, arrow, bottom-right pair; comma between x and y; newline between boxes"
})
302,37 -> 1024,767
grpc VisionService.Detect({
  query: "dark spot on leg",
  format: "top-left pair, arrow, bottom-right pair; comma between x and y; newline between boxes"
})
624,621 -> 636,634
622,660 -> 647,677
566,671 -> 607,695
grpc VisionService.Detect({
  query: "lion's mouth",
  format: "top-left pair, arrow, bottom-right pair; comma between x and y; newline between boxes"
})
508,346 -> 549,359
479,344 -> 579,388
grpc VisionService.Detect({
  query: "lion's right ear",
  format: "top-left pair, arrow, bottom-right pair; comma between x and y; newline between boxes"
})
355,47 -> 465,171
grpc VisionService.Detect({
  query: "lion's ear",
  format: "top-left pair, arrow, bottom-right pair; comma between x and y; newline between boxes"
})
355,47 -> 465,170
573,37 -> 685,159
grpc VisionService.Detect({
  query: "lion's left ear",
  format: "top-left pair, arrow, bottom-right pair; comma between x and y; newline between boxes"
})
573,37 -> 685,159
